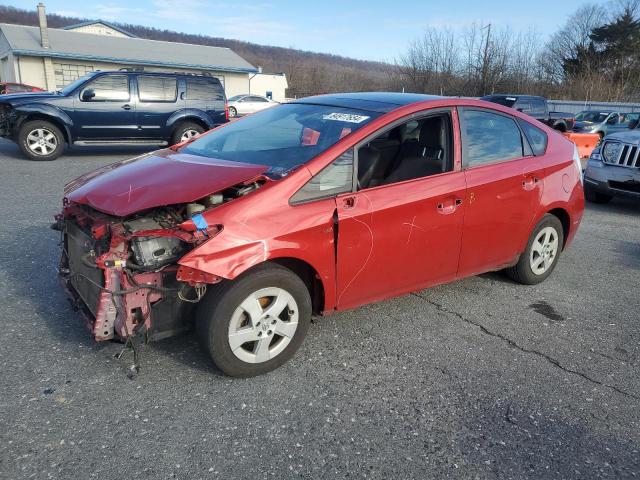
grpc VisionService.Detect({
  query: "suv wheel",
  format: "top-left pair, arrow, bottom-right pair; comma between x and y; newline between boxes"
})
196,263 -> 312,377
584,185 -> 612,204
505,214 -> 564,285
171,122 -> 205,145
18,120 -> 64,161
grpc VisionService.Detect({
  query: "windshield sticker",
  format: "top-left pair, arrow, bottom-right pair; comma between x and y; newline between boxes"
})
323,113 -> 370,123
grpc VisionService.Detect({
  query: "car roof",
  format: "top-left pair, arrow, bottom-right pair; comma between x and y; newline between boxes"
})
292,92 -> 444,113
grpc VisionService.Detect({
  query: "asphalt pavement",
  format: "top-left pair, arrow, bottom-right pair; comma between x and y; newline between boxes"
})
0,139 -> 638,479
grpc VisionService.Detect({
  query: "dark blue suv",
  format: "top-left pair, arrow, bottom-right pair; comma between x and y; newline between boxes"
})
0,71 -> 228,160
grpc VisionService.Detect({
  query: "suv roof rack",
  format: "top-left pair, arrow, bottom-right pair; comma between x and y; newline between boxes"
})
119,67 -> 145,72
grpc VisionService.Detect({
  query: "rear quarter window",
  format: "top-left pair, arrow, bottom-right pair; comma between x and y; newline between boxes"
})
518,119 -> 548,156
186,77 -> 224,101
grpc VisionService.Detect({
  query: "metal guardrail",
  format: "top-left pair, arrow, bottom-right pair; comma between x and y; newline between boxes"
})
548,100 -> 640,114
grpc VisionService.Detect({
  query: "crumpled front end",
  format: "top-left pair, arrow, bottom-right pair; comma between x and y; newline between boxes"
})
57,201 -> 221,342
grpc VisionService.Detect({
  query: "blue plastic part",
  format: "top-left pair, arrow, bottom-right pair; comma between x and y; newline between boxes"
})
192,214 -> 209,231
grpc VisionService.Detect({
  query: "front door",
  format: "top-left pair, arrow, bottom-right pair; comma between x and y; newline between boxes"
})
457,108 -> 545,277
335,111 -> 466,310
73,74 -> 137,140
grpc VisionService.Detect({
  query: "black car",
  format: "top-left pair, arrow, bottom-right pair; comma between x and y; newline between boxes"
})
0,71 -> 228,160
481,94 -> 574,132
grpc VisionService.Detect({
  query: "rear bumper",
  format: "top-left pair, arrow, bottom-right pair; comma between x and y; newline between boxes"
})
584,160 -> 640,198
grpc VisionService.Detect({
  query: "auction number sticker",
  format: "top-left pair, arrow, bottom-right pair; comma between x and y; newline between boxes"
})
323,112 -> 370,123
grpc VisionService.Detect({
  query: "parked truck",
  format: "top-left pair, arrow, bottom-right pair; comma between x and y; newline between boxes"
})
481,94 -> 574,132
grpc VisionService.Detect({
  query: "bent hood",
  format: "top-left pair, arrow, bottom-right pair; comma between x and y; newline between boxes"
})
65,149 -> 268,217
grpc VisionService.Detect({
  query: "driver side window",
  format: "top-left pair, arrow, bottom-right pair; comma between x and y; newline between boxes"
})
80,75 -> 130,102
356,112 -> 453,190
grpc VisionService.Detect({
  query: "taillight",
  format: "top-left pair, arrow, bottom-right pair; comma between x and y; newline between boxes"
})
225,102 -> 229,121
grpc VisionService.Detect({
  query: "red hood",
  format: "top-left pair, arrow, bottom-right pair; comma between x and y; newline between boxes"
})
64,149 -> 268,217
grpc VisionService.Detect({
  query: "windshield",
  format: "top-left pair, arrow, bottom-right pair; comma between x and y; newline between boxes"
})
58,73 -> 97,95
575,111 -> 611,123
181,103 -> 380,176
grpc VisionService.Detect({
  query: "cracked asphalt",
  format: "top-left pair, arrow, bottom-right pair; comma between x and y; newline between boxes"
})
0,139 -> 638,479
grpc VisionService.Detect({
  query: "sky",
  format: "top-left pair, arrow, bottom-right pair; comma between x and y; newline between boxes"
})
6,0 -> 594,61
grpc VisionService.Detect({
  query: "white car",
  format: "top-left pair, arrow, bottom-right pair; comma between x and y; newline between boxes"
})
227,94 -> 278,118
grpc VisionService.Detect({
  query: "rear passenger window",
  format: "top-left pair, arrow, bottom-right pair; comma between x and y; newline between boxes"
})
81,75 -> 129,102
462,110 -> 524,167
518,119 -> 548,156
138,76 -> 177,102
186,78 -> 223,101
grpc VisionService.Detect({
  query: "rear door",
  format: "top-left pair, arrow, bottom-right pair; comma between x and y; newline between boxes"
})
457,108 -> 545,277
73,73 -> 137,140
134,74 -> 181,140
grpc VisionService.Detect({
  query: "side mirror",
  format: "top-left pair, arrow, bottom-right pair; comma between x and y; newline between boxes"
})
81,89 -> 95,101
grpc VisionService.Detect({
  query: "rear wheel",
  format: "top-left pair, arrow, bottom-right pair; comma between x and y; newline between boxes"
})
18,120 -> 64,161
584,185 -> 612,204
196,263 -> 311,377
505,214 -> 564,285
171,122 -> 205,145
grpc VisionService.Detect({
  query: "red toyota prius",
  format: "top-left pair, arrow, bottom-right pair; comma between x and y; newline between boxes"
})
58,93 -> 585,376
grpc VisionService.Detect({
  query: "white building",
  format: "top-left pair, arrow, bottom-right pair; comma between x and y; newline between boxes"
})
0,4 -> 288,101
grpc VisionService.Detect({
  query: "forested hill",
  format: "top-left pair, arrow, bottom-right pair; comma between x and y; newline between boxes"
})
0,4 -> 392,97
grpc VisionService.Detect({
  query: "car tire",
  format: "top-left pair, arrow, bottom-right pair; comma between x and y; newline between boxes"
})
584,185 -> 612,204
505,214 -> 564,285
18,120 -> 64,161
171,122 -> 205,145
196,262 -> 312,377
228,106 -> 237,118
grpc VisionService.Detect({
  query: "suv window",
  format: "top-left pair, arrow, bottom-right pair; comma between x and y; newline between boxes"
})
81,75 -> 130,102
530,98 -> 546,115
462,110 -> 524,167
518,119 -> 547,156
138,75 -> 177,102
186,77 -> 223,101
357,113 -> 453,189
291,149 -> 354,203
515,100 -> 531,113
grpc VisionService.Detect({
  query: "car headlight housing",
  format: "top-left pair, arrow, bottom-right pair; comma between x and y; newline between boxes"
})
602,142 -> 622,163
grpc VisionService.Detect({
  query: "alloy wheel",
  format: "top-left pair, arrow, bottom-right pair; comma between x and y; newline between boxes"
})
530,226 -> 559,275
180,129 -> 200,142
26,128 -> 58,155
227,287 -> 299,364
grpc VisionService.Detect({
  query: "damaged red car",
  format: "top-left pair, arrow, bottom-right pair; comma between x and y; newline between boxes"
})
58,93 -> 585,377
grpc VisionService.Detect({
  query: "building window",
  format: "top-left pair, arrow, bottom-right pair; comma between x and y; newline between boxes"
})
54,63 -> 95,89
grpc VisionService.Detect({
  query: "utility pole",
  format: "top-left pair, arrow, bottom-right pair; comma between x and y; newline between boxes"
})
481,23 -> 491,96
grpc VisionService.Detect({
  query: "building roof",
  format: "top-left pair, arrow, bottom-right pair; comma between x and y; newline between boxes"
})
62,20 -> 137,38
0,23 -> 257,74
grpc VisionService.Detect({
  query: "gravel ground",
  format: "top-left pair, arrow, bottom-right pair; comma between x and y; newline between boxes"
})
0,140 -> 638,480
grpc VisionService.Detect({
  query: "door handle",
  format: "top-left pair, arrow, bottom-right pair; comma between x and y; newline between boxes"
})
122,104 -> 131,110
437,197 -> 462,215
522,176 -> 540,191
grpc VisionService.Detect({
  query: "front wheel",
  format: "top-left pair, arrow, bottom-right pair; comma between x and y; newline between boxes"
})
18,120 -> 64,161
196,263 -> 312,377
505,214 -> 564,285
228,106 -> 237,118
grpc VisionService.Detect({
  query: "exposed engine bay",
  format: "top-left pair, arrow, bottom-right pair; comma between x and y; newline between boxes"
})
57,179 -> 264,347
